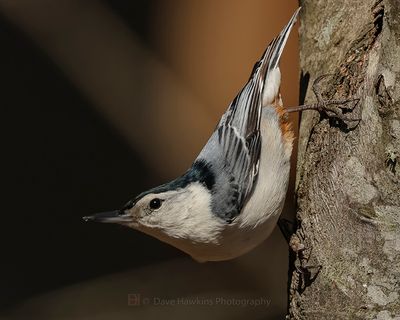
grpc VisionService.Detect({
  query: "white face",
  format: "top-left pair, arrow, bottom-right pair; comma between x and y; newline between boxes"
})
123,183 -> 226,248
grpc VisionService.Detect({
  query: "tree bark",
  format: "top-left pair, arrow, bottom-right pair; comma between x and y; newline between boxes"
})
289,0 -> 400,319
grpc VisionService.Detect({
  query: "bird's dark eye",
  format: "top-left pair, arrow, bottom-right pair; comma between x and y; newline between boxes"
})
149,198 -> 162,210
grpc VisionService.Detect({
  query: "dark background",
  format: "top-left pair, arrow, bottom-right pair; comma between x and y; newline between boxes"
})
0,1 -> 299,319
1,0 -> 182,307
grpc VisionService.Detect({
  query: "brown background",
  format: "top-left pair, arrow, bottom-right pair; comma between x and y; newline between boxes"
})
0,1 -> 299,319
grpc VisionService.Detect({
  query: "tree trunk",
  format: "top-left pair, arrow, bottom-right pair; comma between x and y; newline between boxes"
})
288,0 -> 400,319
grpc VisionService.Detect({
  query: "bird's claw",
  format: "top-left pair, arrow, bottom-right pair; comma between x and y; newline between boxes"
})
316,97 -> 361,122
286,74 -> 362,125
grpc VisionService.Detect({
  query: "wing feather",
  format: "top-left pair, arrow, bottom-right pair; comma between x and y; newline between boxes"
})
197,8 -> 300,221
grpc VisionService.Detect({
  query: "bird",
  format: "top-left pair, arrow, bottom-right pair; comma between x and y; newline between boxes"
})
83,8 -> 304,262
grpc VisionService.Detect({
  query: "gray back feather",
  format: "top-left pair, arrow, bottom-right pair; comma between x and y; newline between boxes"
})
196,9 -> 300,222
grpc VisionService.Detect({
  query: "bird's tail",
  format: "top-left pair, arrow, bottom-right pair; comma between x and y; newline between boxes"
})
256,7 -> 301,107
264,7 -> 300,72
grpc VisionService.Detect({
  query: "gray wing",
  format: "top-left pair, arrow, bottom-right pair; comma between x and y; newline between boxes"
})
196,9 -> 300,222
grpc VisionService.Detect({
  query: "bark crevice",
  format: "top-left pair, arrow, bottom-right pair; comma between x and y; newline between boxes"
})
288,1 -> 400,319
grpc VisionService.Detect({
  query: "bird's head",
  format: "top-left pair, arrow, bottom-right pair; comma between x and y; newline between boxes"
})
83,170 -> 225,255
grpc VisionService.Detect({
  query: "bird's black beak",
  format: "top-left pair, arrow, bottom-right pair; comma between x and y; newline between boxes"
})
82,210 -> 131,223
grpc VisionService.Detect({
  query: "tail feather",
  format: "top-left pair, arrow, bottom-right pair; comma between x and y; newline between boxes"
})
268,7 -> 301,71
257,7 -> 301,106
217,7 -> 300,147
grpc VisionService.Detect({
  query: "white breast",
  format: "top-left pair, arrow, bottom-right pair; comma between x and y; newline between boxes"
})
189,106 -> 293,262
238,106 -> 292,228
209,106 -> 292,260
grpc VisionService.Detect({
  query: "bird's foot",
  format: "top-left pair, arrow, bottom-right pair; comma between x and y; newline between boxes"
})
278,218 -> 296,244
286,74 -> 361,123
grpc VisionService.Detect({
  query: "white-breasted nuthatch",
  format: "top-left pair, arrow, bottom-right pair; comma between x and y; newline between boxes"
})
84,8 -> 332,262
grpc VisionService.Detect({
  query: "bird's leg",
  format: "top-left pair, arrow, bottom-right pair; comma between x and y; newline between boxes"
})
289,235 -> 322,293
286,74 -> 361,122
278,218 -> 296,244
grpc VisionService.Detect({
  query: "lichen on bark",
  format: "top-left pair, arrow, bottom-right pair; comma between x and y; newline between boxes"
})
289,0 -> 400,319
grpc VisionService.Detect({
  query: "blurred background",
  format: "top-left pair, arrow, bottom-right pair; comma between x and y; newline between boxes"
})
0,0 -> 299,319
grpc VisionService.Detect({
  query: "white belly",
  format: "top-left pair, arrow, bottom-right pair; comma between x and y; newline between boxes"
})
194,106 -> 292,262
237,106 -> 292,228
